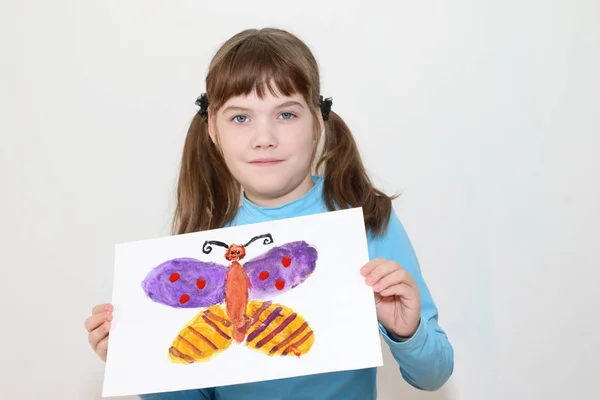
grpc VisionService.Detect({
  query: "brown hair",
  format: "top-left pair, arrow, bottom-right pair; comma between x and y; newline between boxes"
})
172,28 -> 397,237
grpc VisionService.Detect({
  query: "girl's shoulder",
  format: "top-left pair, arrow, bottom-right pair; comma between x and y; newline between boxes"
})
366,208 -> 418,264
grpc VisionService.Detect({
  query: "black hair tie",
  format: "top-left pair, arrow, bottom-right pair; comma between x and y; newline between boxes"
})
319,96 -> 333,121
195,93 -> 209,123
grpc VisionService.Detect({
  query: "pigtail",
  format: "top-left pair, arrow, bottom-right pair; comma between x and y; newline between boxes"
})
172,113 -> 240,235
316,111 -> 397,236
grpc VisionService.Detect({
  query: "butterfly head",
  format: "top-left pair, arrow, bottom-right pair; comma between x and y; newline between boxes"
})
202,233 -> 273,261
225,244 -> 246,262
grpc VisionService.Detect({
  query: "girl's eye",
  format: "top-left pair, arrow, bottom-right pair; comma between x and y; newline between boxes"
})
233,115 -> 248,123
279,112 -> 295,120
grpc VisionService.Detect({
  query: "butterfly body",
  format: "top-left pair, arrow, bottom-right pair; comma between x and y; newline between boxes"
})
224,260 -> 251,343
141,233 -> 318,364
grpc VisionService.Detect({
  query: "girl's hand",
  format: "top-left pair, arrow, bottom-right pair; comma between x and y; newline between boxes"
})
361,258 -> 421,338
84,303 -> 113,362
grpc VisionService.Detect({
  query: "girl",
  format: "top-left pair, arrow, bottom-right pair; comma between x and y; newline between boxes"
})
84,27 -> 453,399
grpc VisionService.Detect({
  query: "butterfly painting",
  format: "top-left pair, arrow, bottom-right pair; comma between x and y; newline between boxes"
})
141,233 -> 318,364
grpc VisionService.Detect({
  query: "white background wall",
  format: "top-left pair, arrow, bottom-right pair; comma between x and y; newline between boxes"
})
1,1 -> 598,399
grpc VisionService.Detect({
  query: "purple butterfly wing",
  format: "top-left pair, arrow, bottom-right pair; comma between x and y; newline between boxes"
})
243,241 -> 318,299
141,257 -> 227,308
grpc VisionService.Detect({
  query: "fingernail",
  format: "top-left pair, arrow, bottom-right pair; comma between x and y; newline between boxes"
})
366,276 -> 373,284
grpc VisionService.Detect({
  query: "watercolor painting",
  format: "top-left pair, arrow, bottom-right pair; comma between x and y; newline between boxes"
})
102,208 -> 384,398
141,233 -> 318,364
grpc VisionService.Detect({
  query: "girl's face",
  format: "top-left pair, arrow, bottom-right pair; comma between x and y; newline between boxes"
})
209,88 -> 321,207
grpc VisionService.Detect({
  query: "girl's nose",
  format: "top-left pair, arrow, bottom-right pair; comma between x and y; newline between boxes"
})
251,123 -> 278,149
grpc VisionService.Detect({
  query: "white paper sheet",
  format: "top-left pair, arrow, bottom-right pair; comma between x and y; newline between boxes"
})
102,207 -> 384,397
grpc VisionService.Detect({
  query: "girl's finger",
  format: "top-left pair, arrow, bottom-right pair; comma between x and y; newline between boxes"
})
92,303 -> 113,315
360,258 -> 386,276
96,337 -> 109,361
379,283 -> 419,302
88,321 -> 111,350
372,269 -> 404,292
85,311 -> 112,333
365,261 -> 399,286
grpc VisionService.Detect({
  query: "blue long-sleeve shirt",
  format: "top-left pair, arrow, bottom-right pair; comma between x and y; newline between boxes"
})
139,176 -> 453,399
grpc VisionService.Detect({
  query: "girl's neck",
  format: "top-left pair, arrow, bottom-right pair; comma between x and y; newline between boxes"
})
243,173 -> 315,208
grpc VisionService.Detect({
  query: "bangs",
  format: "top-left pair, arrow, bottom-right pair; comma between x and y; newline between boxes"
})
206,35 -> 314,110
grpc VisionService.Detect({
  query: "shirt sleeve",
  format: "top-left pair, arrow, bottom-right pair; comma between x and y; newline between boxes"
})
370,209 -> 454,391
138,388 -> 215,400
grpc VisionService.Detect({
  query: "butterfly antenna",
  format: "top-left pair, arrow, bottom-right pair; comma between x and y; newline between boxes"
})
244,233 -> 274,247
202,240 -> 229,254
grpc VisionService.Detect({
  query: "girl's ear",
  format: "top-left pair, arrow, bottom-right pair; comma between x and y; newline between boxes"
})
207,109 -> 217,145
316,111 -> 325,143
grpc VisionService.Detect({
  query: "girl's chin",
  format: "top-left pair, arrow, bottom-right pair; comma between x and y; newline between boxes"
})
241,176 -> 308,203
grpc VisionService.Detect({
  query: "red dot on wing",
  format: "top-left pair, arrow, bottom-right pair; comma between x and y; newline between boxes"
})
275,279 -> 285,290
281,256 -> 292,267
179,294 -> 190,304
169,272 -> 180,283
196,279 -> 206,290
259,271 -> 269,281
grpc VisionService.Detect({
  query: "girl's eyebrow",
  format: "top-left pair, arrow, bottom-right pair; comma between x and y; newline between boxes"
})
275,101 -> 304,109
222,101 -> 304,114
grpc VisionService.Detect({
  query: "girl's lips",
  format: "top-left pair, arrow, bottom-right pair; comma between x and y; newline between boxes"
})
249,159 -> 283,166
